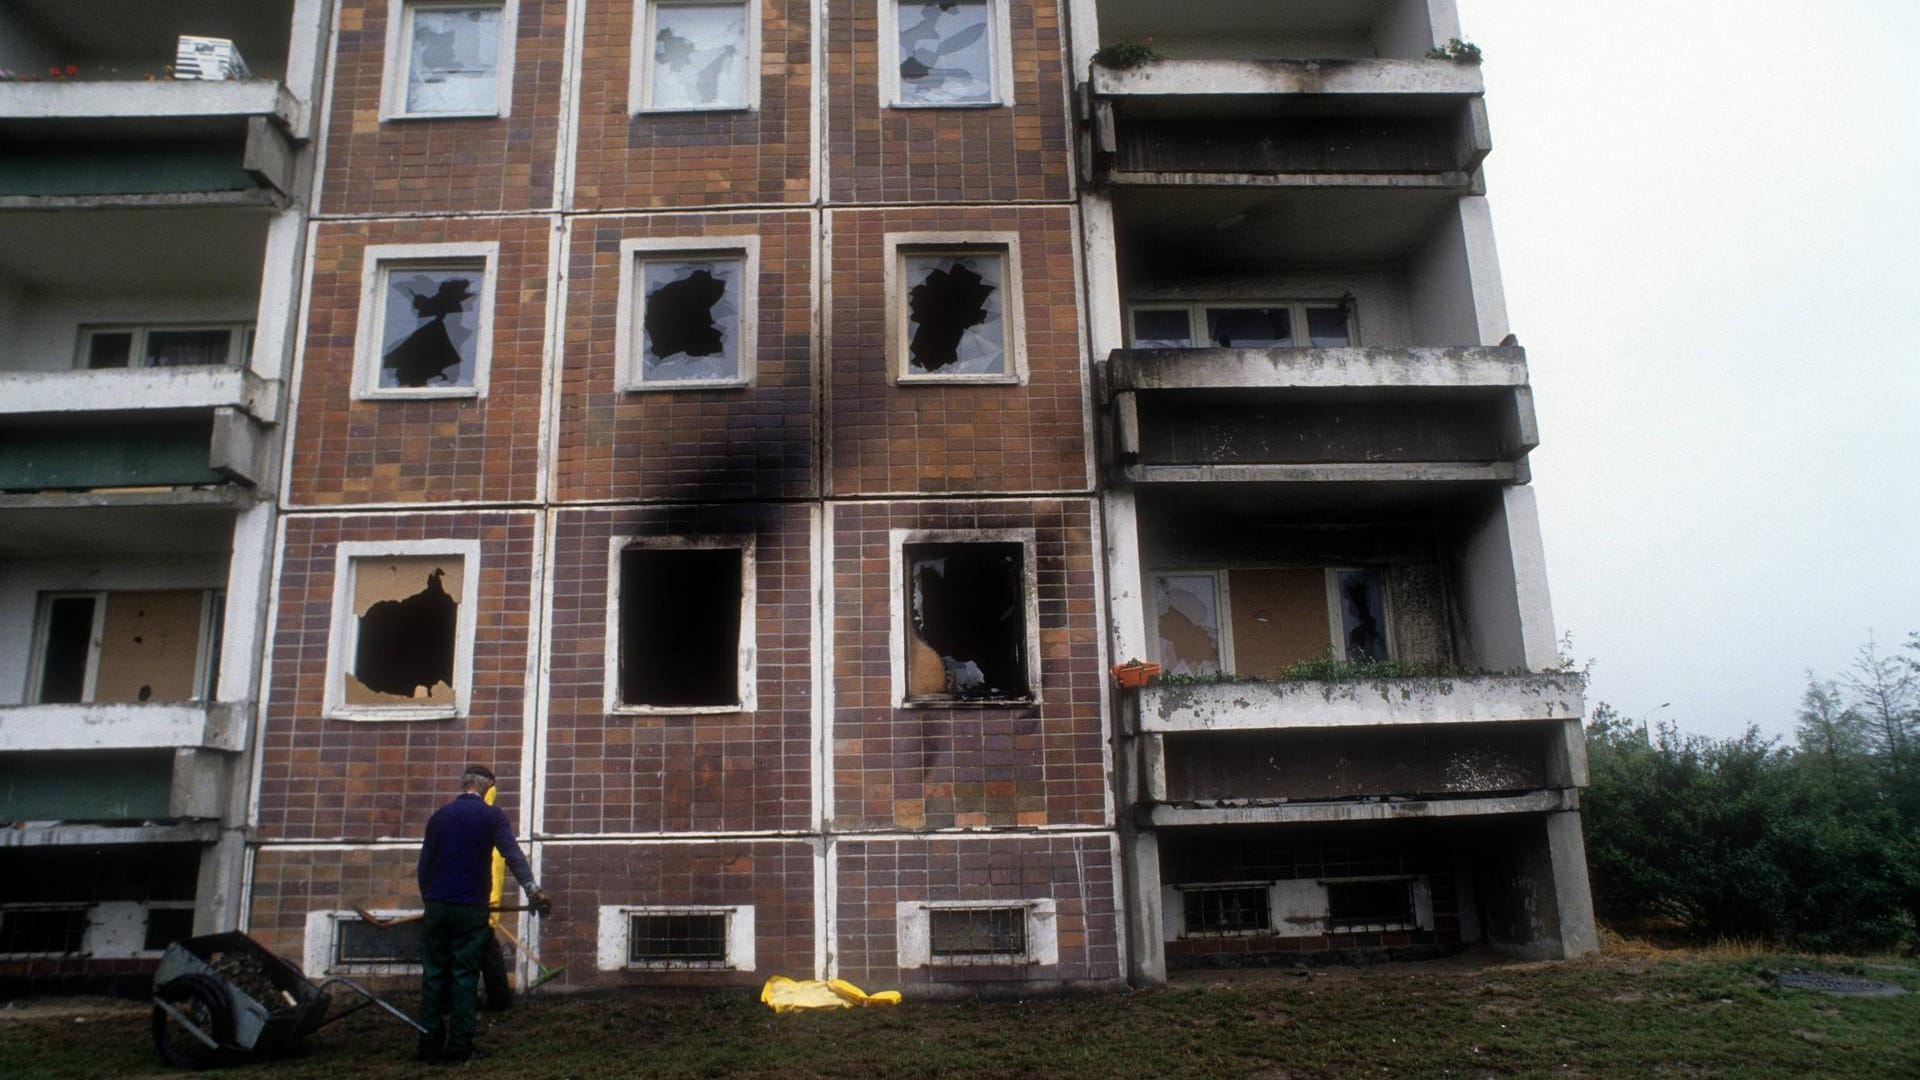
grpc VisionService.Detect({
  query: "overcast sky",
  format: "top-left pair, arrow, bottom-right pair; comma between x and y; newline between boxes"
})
1458,1 -> 1920,740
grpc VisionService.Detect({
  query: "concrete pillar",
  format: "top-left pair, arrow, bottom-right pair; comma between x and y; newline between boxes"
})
193,829 -> 251,934
1544,810 -> 1600,958
1124,830 -> 1166,984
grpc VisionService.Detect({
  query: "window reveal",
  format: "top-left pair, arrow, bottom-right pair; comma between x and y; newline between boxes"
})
345,556 -> 462,706
895,0 -> 993,105
905,542 -> 1027,701
405,3 -> 504,114
377,264 -> 483,389
618,547 -> 744,708
649,2 -> 748,110
904,253 -> 1005,375
639,258 -> 742,383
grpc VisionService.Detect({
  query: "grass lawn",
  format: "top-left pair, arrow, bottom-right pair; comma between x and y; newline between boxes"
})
4,940 -> 1915,1079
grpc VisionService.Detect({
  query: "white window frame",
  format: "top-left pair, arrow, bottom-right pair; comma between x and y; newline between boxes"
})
26,590 -> 223,705
381,0 -> 520,120
353,242 -> 499,400
889,528 -> 1041,707
74,323 -> 254,370
323,539 -> 482,721
1125,301 -> 1358,348
884,232 -> 1027,386
878,0 -> 1013,109
614,236 -> 760,392
596,904 -> 756,971
304,909 -> 425,976
1145,566 -> 1393,674
629,0 -> 761,114
896,899 -> 1057,968
603,534 -> 757,715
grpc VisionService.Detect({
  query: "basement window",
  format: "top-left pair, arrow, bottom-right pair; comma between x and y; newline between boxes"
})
0,906 -> 89,957
597,905 -> 755,971
1127,302 -> 1355,349
29,591 -> 222,705
1179,884 -> 1272,937
896,900 -> 1057,968
900,539 -> 1033,703
1148,567 -> 1391,679
634,0 -> 755,112
77,324 -> 252,370
327,542 -> 479,719
385,0 -> 518,119
613,541 -> 753,711
335,916 -> 425,965
357,244 -> 498,398
885,0 -> 1008,107
1325,878 -> 1416,932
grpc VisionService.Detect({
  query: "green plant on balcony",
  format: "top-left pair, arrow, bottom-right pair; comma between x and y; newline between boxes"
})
1425,38 -> 1483,63
1091,38 -> 1162,70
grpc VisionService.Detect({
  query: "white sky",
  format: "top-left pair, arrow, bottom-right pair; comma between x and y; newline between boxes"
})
1459,1 -> 1920,740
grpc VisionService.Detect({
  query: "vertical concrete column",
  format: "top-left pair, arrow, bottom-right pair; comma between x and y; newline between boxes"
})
1457,486 -> 1560,671
1545,811 -> 1600,957
1456,196 -> 1512,347
194,828 -> 251,935
1126,831 -> 1166,984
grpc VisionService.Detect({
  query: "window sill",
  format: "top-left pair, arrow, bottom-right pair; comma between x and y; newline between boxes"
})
895,373 -> 1024,387
357,388 -> 484,401
379,110 -> 505,122
630,104 -> 755,117
616,378 -> 753,393
887,100 -> 1007,110
899,697 -> 1038,710
325,706 -> 463,722
609,704 -> 749,716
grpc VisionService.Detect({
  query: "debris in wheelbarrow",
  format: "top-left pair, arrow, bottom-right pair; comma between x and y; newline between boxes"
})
151,931 -> 427,1069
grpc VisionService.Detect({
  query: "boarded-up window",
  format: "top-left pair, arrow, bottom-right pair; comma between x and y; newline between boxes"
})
618,547 -> 743,708
904,252 -> 1006,376
904,542 -> 1028,701
1151,574 -> 1222,676
1225,568 -> 1332,678
637,257 -> 742,384
647,1 -> 749,110
404,3 -> 503,114
345,556 -> 462,706
895,0 -> 993,105
377,263 -> 483,389
34,591 -> 216,705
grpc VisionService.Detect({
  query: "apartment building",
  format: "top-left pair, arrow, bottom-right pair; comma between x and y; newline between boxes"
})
2,0 -> 1592,994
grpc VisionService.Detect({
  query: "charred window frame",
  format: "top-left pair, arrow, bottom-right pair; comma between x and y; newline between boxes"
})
896,900 -> 1056,968
354,243 -> 499,400
891,529 -> 1040,707
595,905 -> 756,972
75,323 -> 253,370
1146,566 -> 1392,676
324,541 -> 481,721
27,590 -> 224,705
1126,301 -> 1357,349
605,536 -> 756,714
885,233 -> 1026,385
631,0 -> 759,114
879,0 -> 1012,108
615,237 -> 759,391
382,0 -> 519,120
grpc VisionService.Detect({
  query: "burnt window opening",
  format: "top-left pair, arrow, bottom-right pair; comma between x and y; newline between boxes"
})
336,917 -> 425,965
639,258 -> 741,383
1181,885 -> 1272,936
648,1 -> 748,110
629,912 -> 728,967
378,264 -> 482,389
1326,879 -> 1415,932
928,906 -> 1026,961
1336,569 -> 1388,662
895,0 -> 993,105
904,252 -> 1005,376
904,542 -> 1028,701
620,547 -> 743,708
347,558 -> 460,706
0,907 -> 89,956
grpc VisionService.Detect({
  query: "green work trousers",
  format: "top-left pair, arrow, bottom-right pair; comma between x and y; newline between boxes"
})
419,901 -> 491,1057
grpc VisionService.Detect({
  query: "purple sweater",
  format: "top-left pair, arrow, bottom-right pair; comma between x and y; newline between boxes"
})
417,793 -> 534,904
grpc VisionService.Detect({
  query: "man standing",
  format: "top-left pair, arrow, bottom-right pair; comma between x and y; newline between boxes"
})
417,764 -> 549,1063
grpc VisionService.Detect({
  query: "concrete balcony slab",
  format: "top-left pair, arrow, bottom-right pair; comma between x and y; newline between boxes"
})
1138,673 -> 1585,734
0,702 -> 247,753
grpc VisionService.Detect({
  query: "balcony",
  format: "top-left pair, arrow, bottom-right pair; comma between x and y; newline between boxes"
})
1138,672 -> 1584,733
1102,345 -> 1536,486
0,702 -> 247,754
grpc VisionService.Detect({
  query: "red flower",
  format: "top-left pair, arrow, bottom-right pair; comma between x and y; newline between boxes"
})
65,65 -> 78,75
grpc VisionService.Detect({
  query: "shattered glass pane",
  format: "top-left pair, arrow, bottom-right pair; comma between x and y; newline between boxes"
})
1337,569 -> 1388,662
379,264 -> 482,388
641,258 -> 740,382
905,253 -> 1004,375
1306,305 -> 1352,346
1152,574 -> 1221,676
650,2 -> 748,110
1131,309 -> 1194,349
897,0 -> 992,105
85,332 -> 134,369
906,542 -> 1027,700
1206,307 -> 1292,348
406,5 -> 502,114
145,329 -> 232,367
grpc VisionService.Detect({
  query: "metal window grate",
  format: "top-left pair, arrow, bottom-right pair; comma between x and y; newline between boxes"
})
1326,879 -> 1415,932
629,912 -> 728,968
0,906 -> 89,956
1182,885 -> 1271,936
335,918 -> 424,965
928,906 -> 1026,962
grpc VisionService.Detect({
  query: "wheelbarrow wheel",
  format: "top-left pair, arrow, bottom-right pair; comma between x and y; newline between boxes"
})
152,974 -> 232,1070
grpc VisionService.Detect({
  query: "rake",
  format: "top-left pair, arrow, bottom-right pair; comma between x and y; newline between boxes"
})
352,907 -> 568,990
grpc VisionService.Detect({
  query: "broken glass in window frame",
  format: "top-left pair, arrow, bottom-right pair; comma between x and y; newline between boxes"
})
894,244 -> 1025,384
897,534 -> 1037,706
326,542 -> 480,721
636,0 -> 754,113
390,0 -> 514,119
617,238 -> 758,392
889,0 -> 1003,108
635,256 -> 745,386
1332,568 -> 1391,663
1125,301 -> 1357,350
357,244 -> 497,400
1151,573 -> 1224,677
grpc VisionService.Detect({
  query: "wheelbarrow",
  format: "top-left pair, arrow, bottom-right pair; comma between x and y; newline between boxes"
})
151,931 -> 426,1069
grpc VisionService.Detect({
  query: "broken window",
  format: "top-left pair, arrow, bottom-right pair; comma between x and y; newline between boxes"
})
1126,302 -> 1354,349
335,917 -> 424,965
1151,574 -> 1222,677
637,257 -> 743,384
402,2 -> 505,115
1180,885 -> 1271,936
894,0 -> 995,106
1148,567 -> 1391,677
618,546 -> 744,708
904,542 -> 1028,701
344,556 -> 462,707
32,591 -> 220,705
0,906 -> 89,956
375,262 -> 483,390
628,911 -> 729,967
928,906 -> 1026,961
78,325 -> 249,370
1335,569 -> 1388,663
904,252 -> 1006,376
644,1 -> 749,111
1326,879 -> 1415,932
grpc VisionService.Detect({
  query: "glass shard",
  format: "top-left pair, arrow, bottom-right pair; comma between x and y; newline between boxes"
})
897,0 -> 992,105
651,3 -> 748,109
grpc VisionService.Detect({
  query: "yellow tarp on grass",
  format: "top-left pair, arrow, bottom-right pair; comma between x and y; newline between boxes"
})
760,976 -> 902,1012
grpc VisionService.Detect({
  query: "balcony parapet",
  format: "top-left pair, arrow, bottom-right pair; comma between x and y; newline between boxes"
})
1105,345 -> 1527,396
1137,672 -> 1585,734
1144,788 -> 1575,828
0,80 -> 300,129
0,702 -> 249,754
0,366 -> 279,424
1090,58 -> 1483,111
